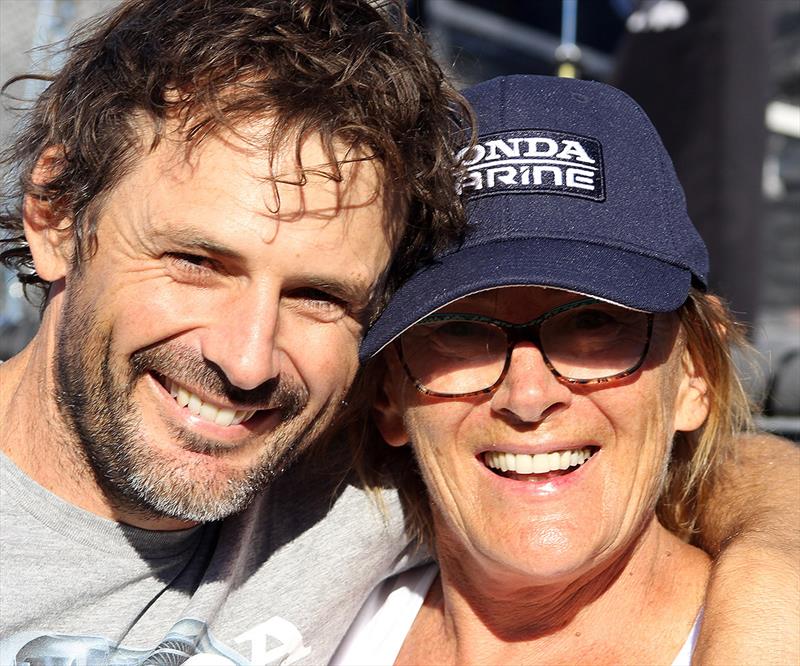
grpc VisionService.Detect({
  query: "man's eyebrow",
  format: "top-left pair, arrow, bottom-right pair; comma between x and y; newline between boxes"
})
158,229 -> 245,261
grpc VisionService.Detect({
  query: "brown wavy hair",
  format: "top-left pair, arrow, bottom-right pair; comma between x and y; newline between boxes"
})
350,289 -> 755,546
0,0 -> 472,305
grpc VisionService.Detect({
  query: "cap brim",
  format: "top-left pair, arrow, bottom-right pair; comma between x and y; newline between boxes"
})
360,237 -> 692,361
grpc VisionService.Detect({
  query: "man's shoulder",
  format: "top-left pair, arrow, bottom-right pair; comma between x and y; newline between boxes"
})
224,450 -> 407,559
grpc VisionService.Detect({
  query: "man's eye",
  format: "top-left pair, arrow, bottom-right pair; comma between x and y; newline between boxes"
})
285,288 -> 349,321
166,253 -> 216,273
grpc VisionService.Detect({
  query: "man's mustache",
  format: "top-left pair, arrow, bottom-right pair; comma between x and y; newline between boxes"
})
131,343 -> 308,419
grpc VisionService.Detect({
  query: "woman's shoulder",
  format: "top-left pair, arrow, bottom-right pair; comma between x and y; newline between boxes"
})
671,609 -> 703,666
330,562 -> 439,666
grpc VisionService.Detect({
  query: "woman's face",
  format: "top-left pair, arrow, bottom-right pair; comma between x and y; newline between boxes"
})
376,286 -> 709,587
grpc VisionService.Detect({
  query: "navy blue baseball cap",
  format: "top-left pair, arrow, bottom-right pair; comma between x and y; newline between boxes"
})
361,75 -> 709,361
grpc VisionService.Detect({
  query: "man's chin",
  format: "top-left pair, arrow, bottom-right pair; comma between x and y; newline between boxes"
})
106,398 -> 337,524
102,451 -> 273,524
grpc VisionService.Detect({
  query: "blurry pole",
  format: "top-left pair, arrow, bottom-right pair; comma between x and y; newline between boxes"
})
556,0 -> 581,79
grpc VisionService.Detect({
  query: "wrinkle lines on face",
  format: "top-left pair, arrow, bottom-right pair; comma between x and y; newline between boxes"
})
132,342 -> 307,416
52,270 -> 312,524
387,287 -> 699,597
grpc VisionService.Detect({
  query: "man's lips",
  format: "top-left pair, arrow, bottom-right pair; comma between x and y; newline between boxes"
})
483,446 -> 599,480
152,373 -> 262,427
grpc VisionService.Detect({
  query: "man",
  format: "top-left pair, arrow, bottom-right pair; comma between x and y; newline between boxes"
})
0,1 -> 468,662
0,1 -> 796,665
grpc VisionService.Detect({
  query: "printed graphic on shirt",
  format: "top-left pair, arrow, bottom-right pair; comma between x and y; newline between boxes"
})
2,616 -> 311,665
458,130 -> 606,202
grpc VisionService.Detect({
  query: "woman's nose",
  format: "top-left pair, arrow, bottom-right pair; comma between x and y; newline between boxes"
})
489,342 -> 573,424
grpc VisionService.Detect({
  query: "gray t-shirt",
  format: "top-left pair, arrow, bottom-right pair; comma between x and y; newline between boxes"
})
0,443 -> 423,665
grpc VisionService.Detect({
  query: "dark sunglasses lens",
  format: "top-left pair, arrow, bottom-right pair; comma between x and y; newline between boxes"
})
400,320 -> 507,395
540,303 -> 650,381
400,302 -> 651,396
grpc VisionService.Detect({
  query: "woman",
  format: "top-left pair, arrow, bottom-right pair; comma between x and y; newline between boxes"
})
333,75 -> 753,665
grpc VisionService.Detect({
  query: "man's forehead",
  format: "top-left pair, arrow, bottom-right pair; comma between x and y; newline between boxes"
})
106,126 -> 391,245
105,123 -> 395,295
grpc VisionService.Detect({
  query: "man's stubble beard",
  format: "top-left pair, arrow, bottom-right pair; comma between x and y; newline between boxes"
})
53,280 -> 345,523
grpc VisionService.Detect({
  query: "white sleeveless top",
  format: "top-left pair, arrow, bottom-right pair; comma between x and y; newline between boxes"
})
332,563 -> 702,666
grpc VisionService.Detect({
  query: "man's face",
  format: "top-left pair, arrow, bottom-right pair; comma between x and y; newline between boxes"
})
53,126 -> 394,524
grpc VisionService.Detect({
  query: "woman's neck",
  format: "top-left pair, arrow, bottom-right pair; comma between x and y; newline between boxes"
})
397,519 -> 709,666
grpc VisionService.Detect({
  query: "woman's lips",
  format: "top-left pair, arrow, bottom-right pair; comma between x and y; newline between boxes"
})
483,446 -> 599,481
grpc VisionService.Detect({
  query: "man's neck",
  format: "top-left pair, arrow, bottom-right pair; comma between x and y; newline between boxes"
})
0,322 -> 76,490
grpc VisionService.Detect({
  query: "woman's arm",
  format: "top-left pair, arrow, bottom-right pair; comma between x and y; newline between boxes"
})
692,432 -> 800,665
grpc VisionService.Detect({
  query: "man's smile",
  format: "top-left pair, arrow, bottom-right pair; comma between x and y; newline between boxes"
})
162,375 -> 258,427
147,371 -> 282,445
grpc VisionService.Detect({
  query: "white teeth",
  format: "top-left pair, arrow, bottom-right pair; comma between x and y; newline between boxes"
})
160,377 -> 256,427
230,410 -> 248,426
176,387 -> 190,408
225,409 -> 256,427
187,393 -> 202,416
515,454 -> 533,474
532,453 -> 550,474
199,402 -> 219,423
484,447 -> 594,476
214,408 -> 236,427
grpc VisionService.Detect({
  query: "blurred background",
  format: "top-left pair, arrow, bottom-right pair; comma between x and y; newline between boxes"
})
1,0 -> 798,438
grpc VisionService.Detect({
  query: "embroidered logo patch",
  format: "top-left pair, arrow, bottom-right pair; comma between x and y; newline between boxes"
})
458,130 -> 606,202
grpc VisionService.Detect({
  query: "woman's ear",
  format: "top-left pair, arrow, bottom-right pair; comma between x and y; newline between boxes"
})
372,353 -> 411,447
22,146 -> 75,282
673,350 -> 711,433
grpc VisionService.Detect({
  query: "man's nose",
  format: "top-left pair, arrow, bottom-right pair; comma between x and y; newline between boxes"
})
201,281 -> 282,391
490,342 -> 573,424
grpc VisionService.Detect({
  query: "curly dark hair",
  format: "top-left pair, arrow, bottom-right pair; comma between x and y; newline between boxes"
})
0,0 -> 472,306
